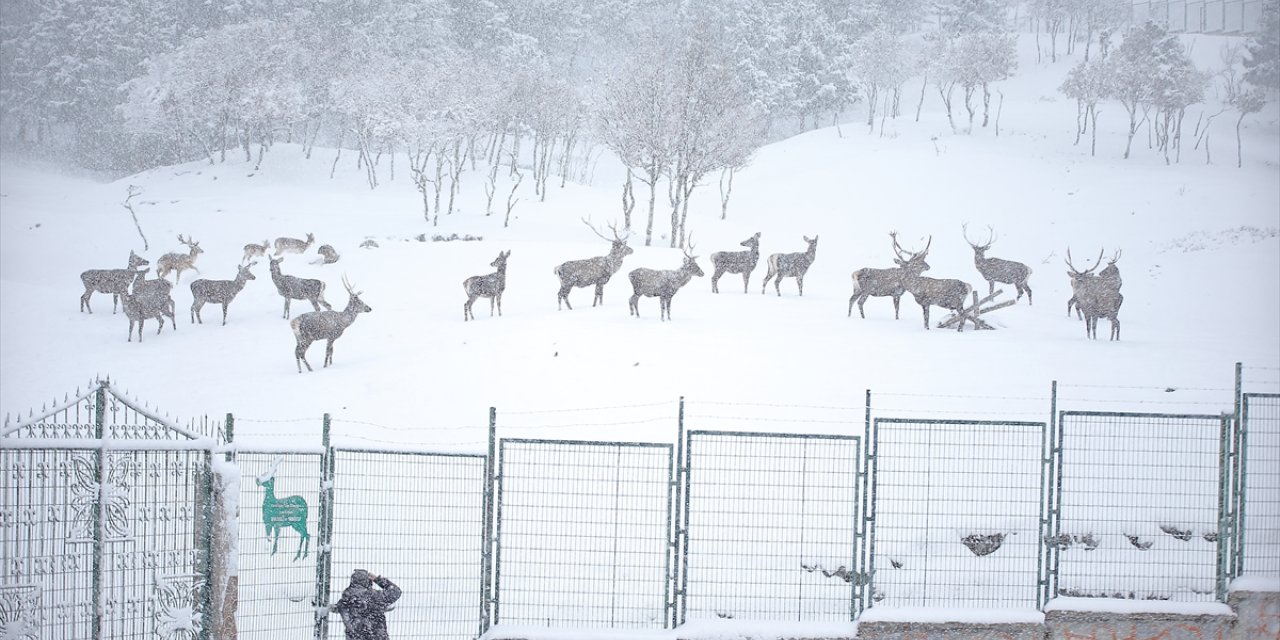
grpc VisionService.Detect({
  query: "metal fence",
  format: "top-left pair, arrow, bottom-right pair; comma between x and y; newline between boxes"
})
1236,394 -> 1280,579
1133,0 -> 1267,34
867,418 -> 1047,609
493,438 -> 674,629
680,430 -> 862,623
3,368 -> 1280,639
1048,411 -> 1230,602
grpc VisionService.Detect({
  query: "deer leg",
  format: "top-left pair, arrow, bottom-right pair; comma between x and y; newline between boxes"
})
464,297 -> 473,321
497,293 -> 503,317
282,298 -> 290,319
489,296 -> 497,317
295,342 -> 312,373
797,276 -> 805,296
324,339 -> 335,367
558,286 -> 573,311
891,295 -> 900,320
191,301 -> 200,324
710,270 -> 720,293
629,294 -> 640,317
1024,283 -> 1033,305
775,277 -> 782,297
221,303 -> 230,326
593,283 -> 604,307
81,290 -> 93,313
922,305 -> 931,330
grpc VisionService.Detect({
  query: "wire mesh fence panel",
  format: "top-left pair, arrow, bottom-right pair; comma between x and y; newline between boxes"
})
324,449 -> 488,640
0,445 -> 212,639
869,419 -> 1046,609
1053,412 -> 1226,601
237,452 -> 325,638
494,439 -> 673,629
682,431 -> 861,623
1239,395 -> 1280,579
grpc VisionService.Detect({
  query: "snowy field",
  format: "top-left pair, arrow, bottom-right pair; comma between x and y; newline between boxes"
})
1,31 -> 1278,639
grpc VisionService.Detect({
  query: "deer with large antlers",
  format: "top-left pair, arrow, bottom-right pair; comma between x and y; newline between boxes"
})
628,240 -> 704,321
554,218 -> 634,310
709,232 -> 761,294
274,232 -> 315,256
463,250 -> 510,321
291,276 -> 372,372
848,232 -> 931,320
1066,248 -> 1123,340
191,262 -> 257,325
79,250 -> 150,313
897,235 -> 975,331
156,234 -> 203,284
964,224 -> 1033,304
761,235 -> 818,296
269,256 -> 331,319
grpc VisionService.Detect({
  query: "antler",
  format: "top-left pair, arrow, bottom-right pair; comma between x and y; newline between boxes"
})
1065,247 -> 1104,275
684,232 -> 696,257
582,217 -> 629,242
890,231 -> 908,260
1108,249 -> 1122,265
342,275 -> 362,297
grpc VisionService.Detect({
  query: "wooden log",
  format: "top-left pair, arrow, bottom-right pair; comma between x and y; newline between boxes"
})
938,289 -> 1010,329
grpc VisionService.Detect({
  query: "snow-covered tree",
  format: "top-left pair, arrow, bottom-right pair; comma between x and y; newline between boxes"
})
850,28 -> 913,130
1060,57 -> 1109,155
1102,21 -> 1203,160
1243,0 -> 1280,90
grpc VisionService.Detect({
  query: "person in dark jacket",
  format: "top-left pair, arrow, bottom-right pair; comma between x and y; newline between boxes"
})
332,569 -> 401,640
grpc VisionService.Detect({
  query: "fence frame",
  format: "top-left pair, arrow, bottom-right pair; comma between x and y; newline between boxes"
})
1234,393 -> 1280,581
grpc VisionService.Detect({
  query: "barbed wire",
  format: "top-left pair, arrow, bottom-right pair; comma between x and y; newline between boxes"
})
500,401 -> 673,416
330,418 -> 484,432
689,400 -> 863,412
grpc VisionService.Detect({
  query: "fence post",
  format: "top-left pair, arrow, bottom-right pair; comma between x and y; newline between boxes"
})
1217,413 -> 1233,601
314,414 -> 334,640
861,389 -> 875,614
481,407 -> 497,635
673,396 -> 687,628
225,413 -> 235,460
1230,363 -> 1244,578
92,381 -> 106,639
199,448 -> 216,640
1039,381 -> 1059,609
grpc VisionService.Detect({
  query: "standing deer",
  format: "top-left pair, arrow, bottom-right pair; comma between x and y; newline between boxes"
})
121,269 -> 174,342
133,270 -> 178,329
190,262 -> 257,325
291,276 -> 372,372
242,240 -> 270,264
269,256 -> 331,319
255,465 -> 310,560
964,224 -> 1033,304
79,250 -> 150,313
274,232 -> 315,256
1065,248 -> 1103,320
463,250 -> 511,321
761,235 -> 818,296
554,219 -> 633,310
1066,248 -> 1123,340
848,232 -> 931,319
629,243 -> 704,321
709,232 -> 761,293
898,236 -> 975,331
156,234 -> 203,284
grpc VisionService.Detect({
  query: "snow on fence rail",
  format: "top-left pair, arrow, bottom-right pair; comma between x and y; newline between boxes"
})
3,370 -> 1279,640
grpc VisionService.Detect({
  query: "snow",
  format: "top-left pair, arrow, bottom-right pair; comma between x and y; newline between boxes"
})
1042,596 -> 1233,616
1,31 -> 1278,634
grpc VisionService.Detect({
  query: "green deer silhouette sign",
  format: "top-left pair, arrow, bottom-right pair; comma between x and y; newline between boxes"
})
255,460 -> 311,561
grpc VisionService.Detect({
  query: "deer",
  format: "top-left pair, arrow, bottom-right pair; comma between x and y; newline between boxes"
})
1065,248 -> 1104,320
291,276 -> 372,372
310,244 -> 340,265
274,232 -> 315,256
190,262 -> 257,325
242,240 -> 270,264
255,463 -> 310,560
628,242 -> 704,321
848,232 -> 931,320
709,232 -> 761,293
1066,248 -> 1123,340
121,269 -> 174,342
554,218 -> 633,310
761,235 -> 818,296
897,235 -> 975,331
156,234 -> 203,284
963,223 -> 1033,304
463,250 -> 511,321
268,256 -> 331,319
79,250 -> 150,313
132,270 -> 178,329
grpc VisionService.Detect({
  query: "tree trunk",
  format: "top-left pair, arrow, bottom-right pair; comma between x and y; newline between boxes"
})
644,173 -> 657,247
916,72 -> 928,122
1236,111 -> 1246,168
719,167 -> 735,220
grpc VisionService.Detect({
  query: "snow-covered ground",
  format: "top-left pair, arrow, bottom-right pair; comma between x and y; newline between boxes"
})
1,32 -> 1278,639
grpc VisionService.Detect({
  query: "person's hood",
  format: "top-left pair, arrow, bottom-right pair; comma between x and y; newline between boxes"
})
349,569 -> 373,587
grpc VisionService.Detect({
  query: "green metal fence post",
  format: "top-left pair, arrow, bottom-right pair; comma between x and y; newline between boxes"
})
482,407 -> 497,635
1216,413 -> 1232,601
861,389 -> 876,615
225,413 -> 235,461
199,448 -> 216,640
92,381 -> 106,639
1038,380 -> 1058,609
1230,363 -> 1244,578
672,396 -> 686,628
314,414 -> 334,640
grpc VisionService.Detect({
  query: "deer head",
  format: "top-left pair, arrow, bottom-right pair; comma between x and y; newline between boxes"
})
1065,247 -> 1104,278
582,217 -> 631,252
891,231 -> 931,271
962,223 -> 996,258
177,234 -> 203,257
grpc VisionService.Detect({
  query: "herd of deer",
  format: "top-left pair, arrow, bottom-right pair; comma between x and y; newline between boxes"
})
78,232 -> 369,372
76,220 -> 1124,372
464,218 -> 1122,339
